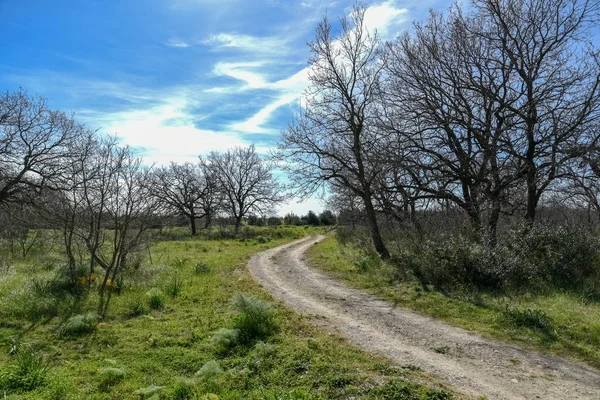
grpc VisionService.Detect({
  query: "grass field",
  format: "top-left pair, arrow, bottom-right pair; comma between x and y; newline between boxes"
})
307,235 -> 600,370
0,226 -> 456,399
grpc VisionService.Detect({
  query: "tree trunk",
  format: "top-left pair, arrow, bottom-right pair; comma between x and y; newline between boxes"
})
234,216 -> 242,233
363,195 -> 390,259
524,167 -> 537,226
190,214 -> 197,236
487,201 -> 501,248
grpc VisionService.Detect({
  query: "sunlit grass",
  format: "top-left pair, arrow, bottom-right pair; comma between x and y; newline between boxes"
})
0,226 -> 455,399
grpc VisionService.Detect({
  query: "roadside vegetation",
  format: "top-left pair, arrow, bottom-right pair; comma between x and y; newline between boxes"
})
308,231 -> 600,369
0,226 -> 456,399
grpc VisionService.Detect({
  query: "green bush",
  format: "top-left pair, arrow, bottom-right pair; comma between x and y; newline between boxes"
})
211,328 -> 240,352
392,226 -> 600,295
126,296 -> 148,317
354,255 -> 380,273
503,307 -> 555,334
193,261 -> 211,274
231,293 -> 276,344
171,258 -> 188,269
59,313 -> 99,337
256,235 -> 272,244
1,275 -> 77,322
146,288 -> 165,310
170,378 -> 196,400
0,346 -> 50,393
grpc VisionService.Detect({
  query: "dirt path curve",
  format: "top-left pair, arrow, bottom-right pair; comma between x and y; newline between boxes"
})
248,236 -> 600,399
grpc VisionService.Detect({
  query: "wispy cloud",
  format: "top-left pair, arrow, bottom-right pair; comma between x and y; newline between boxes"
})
203,33 -> 290,54
223,0 -> 410,135
165,38 -> 192,48
212,61 -> 269,89
363,0 -> 409,39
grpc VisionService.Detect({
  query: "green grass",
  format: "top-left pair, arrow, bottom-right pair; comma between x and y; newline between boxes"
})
307,236 -> 600,370
0,226 -> 456,399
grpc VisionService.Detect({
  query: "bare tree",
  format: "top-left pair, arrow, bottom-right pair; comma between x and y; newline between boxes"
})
151,162 -> 219,235
202,145 -> 285,233
475,0 -> 600,225
381,8 -> 520,244
276,6 -> 390,258
567,145 -> 600,219
0,88 -> 82,204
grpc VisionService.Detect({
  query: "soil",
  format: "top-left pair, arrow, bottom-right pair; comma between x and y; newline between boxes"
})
248,235 -> 600,399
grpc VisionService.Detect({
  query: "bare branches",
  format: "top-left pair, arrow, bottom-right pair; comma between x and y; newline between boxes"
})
277,5 -> 390,258
0,88 -> 83,204
202,145 -> 285,233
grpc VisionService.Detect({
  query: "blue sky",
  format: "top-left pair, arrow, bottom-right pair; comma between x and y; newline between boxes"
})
0,0 -> 448,213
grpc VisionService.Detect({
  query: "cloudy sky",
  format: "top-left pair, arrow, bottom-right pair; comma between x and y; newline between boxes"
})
0,0 -> 448,214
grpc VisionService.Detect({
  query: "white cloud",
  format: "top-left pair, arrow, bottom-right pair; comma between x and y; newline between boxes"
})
363,0 -> 409,39
165,38 -> 192,48
221,1 -> 409,135
203,33 -> 290,53
79,90 -> 248,165
212,62 -> 268,89
231,92 -> 298,133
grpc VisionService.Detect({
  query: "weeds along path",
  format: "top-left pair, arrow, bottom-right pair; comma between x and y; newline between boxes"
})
248,235 -> 600,400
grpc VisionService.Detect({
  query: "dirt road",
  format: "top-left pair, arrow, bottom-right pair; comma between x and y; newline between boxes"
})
248,236 -> 600,399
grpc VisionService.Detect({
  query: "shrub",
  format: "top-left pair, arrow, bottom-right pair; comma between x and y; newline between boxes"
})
354,255 -> 380,273
195,360 -> 224,383
126,296 -> 148,317
146,288 -> 165,310
256,235 -> 272,244
232,293 -> 276,344
59,313 -> 99,337
253,341 -> 277,357
134,384 -> 165,399
1,273 -> 79,322
504,225 -> 600,292
0,346 -> 50,393
503,307 -> 555,333
211,328 -> 240,352
193,261 -> 211,274
99,367 -> 125,390
392,225 -> 600,295
165,273 -> 183,298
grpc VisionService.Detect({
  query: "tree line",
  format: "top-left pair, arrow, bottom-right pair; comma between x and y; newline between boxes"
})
277,0 -> 600,258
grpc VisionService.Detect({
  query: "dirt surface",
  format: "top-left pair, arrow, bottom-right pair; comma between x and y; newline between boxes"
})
248,236 -> 600,400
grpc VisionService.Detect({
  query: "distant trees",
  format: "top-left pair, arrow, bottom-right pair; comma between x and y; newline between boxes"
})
319,210 -> 336,226
201,145 -> 286,233
150,162 -> 221,235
